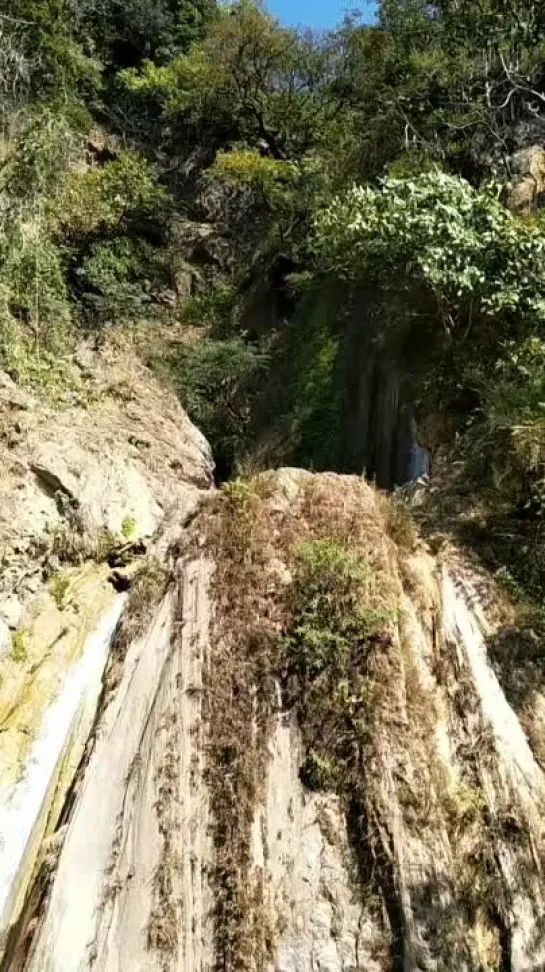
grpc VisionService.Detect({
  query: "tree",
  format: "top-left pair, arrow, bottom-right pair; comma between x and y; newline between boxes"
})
122,2 -> 340,162
313,171 -> 545,332
375,0 -> 545,171
0,1 -> 101,106
80,0 -> 217,68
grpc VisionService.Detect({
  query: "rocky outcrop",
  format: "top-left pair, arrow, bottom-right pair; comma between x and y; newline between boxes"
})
0,340 -> 214,961
6,469 -> 545,971
507,145 -> 545,215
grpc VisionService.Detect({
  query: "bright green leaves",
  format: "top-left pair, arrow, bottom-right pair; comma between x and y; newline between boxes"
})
121,1 -> 339,163
0,105 -> 170,383
207,150 -> 300,211
313,171 -> 545,327
56,151 -> 168,236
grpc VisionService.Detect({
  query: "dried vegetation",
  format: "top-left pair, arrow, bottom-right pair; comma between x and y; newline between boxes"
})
200,472 -> 409,969
197,470 -> 545,971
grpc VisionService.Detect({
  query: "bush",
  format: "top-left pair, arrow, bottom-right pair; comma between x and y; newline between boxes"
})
0,111 -> 78,383
56,151 -> 169,238
77,237 -> 153,326
281,535 -> 394,798
179,282 -> 238,332
159,337 -> 267,476
0,230 -> 71,342
385,496 -> 418,551
50,571 -> 71,609
286,538 -> 392,678
313,172 -> 545,330
10,629 -> 27,663
207,149 -> 299,211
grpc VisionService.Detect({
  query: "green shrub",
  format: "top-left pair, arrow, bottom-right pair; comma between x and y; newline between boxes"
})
207,149 -> 299,210
313,172 -> 545,330
56,151 -> 169,237
121,516 -> 137,540
0,112 -> 78,387
282,536 -> 394,796
159,337 -> 267,476
180,282 -> 238,332
385,496 -> 417,551
0,231 -> 72,341
299,750 -> 335,790
286,538 -> 392,678
78,237 -> 151,326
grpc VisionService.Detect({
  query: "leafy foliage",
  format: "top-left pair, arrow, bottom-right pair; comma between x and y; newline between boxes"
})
121,3 -> 337,161
313,172 -> 545,327
160,337 -> 267,475
287,538 -> 391,679
57,151 -> 168,236
0,109 -> 169,381
207,149 -> 300,211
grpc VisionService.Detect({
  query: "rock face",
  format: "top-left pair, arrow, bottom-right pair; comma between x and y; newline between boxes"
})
5,469 -> 545,972
0,340 -> 214,961
507,145 -> 545,214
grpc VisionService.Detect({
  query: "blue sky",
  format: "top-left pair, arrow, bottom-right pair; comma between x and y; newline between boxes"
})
267,0 -> 376,29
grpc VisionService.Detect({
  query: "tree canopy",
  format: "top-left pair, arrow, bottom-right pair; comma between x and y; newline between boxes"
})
4,0 -> 545,596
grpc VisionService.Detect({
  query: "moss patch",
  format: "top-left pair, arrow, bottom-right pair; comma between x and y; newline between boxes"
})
10,630 -> 28,663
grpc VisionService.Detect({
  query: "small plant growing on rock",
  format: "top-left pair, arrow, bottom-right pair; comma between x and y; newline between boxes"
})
299,750 -> 335,791
95,528 -> 118,563
50,571 -> 70,609
121,516 -> 137,541
280,535 -> 396,804
220,478 -> 260,558
286,538 -> 392,679
384,495 -> 417,551
10,629 -> 27,663
50,517 -> 90,565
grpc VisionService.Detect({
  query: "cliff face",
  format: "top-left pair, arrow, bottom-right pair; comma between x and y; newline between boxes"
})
3,462 -> 545,972
0,340 -> 214,962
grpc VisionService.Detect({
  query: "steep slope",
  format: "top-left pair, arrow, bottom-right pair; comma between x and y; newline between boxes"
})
5,469 -> 545,971
0,340 -> 214,962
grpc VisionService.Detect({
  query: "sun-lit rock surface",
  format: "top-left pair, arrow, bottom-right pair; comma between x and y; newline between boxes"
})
5,471 -> 545,971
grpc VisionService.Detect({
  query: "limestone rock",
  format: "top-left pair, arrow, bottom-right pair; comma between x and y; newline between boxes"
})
0,338 -> 213,608
0,620 -> 10,658
6,470 -> 545,972
170,216 -> 230,271
0,596 -> 23,630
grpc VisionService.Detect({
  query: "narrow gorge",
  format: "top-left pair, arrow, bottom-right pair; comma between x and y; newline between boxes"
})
4,1 -> 545,968
1,340 -> 545,971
